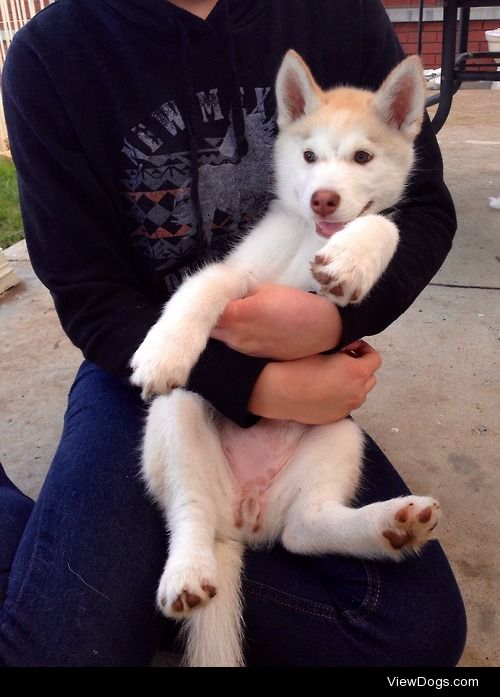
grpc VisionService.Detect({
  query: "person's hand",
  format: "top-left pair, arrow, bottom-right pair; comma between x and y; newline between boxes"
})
211,283 -> 342,360
248,340 -> 382,425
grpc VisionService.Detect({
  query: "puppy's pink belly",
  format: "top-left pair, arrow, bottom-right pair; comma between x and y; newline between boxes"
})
219,418 -> 307,530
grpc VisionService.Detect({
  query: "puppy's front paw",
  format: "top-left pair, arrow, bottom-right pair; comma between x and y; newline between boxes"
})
130,334 -> 192,399
310,216 -> 399,306
311,247 -> 366,306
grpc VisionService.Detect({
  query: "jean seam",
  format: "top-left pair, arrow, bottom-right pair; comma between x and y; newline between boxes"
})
3,495 -> 47,614
243,560 -> 382,624
245,582 -> 341,621
343,561 -> 381,623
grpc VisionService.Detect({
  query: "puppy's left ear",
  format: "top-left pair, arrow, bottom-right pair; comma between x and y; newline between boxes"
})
275,50 -> 323,129
373,56 -> 426,140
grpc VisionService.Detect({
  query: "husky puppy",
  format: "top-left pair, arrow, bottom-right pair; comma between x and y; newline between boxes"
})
131,51 -> 440,667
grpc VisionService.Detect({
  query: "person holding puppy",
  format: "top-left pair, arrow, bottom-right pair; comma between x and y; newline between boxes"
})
0,0 -> 466,666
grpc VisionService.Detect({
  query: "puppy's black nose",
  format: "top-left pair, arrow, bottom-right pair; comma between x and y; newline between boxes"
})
310,190 -> 340,217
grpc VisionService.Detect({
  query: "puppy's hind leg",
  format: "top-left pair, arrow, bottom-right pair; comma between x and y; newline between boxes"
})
278,420 -> 440,561
143,390 -> 233,618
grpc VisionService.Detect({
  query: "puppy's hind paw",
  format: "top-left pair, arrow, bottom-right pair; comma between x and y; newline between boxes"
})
382,495 -> 441,557
156,554 -> 218,619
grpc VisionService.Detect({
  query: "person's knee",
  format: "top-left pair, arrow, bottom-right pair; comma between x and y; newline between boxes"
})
425,546 -> 466,665
419,578 -> 467,666
385,546 -> 467,666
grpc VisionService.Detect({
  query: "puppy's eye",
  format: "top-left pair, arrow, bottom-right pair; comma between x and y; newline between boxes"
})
354,150 -> 373,164
303,150 -> 317,164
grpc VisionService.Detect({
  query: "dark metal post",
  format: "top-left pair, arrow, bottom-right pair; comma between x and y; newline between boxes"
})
430,0 -> 459,133
417,0 -> 425,55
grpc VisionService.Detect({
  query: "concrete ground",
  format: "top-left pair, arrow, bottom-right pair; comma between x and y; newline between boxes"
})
1,89 -> 499,667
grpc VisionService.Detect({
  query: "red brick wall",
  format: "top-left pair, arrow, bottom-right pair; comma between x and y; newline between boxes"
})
382,3 -> 499,68
394,19 -> 500,68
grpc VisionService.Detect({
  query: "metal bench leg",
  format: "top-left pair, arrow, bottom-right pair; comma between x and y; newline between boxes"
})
430,0 -> 460,133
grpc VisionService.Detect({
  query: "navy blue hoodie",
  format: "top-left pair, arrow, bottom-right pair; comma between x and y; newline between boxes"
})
2,0 -> 456,426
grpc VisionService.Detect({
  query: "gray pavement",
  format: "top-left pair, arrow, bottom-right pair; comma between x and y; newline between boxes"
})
1,89 -> 499,667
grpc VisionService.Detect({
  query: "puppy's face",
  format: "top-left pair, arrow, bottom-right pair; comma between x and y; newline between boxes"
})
273,51 -> 425,238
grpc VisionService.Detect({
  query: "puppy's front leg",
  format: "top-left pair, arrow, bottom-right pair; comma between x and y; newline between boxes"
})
311,214 -> 399,306
130,263 -> 255,398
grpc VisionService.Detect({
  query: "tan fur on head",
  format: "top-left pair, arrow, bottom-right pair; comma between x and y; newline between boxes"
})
276,50 -> 426,141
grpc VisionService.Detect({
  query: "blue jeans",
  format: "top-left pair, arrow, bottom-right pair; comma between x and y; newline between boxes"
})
0,362 -> 466,667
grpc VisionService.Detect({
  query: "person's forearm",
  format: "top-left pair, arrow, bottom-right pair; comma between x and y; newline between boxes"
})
248,343 -> 382,425
187,339 -> 269,427
212,284 -> 343,361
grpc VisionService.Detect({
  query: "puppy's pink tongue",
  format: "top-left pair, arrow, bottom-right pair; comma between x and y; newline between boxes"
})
315,222 -> 345,238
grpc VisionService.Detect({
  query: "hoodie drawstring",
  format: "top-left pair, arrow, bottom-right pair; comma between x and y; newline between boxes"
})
176,18 -> 206,258
175,1 -> 249,261
222,0 -> 249,158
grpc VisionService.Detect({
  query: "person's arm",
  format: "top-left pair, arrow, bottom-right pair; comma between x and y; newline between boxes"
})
248,340 -> 382,424
2,36 -> 161,374
2,34 -> 268,427
211,284 -> 342,361
337,0 -> 456,346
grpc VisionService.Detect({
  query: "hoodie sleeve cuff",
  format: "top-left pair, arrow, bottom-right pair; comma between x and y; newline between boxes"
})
186,339 -> 269,427
337,305 -> 367,348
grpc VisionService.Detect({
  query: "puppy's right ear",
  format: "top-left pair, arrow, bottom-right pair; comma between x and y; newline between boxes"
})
275,50 -> 323,129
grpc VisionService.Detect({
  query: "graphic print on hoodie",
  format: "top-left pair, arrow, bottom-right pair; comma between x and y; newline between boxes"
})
121,86 -> 276,294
